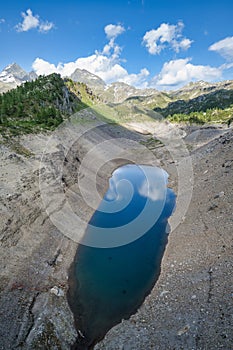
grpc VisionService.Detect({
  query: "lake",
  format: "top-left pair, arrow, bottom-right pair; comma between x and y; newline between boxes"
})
67,164 -> 176,349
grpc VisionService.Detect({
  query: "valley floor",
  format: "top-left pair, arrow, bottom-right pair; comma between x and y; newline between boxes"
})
0,120 -> 232,349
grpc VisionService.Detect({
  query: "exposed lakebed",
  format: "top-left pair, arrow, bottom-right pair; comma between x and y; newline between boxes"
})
67,164 -> 176,349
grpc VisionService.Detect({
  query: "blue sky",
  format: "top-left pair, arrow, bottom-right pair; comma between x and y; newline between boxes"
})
1,0 -> 233,89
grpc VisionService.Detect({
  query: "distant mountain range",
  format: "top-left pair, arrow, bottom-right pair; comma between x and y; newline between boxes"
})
0,65 -> 232,139
0,62 -> 233,110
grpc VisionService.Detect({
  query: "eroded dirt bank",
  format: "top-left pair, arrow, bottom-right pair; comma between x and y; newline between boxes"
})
0,119 -> 232,349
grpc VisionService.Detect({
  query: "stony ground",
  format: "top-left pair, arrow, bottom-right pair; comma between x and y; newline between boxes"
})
95,128 -> 233,350
0,118 -> 232,349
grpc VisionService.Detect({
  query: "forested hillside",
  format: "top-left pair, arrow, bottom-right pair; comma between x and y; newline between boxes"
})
0,73 -> 90,136
154,88 -> 233,125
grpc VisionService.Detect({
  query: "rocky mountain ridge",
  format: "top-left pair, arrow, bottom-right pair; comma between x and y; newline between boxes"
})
70,68 -> 106,91
1,63 -> 233,107
1,70 -> 232,140
0,63 -> 37,88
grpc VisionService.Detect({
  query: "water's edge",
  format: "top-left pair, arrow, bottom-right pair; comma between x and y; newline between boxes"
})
67,231 -> 169,349
67,165 -> 176,349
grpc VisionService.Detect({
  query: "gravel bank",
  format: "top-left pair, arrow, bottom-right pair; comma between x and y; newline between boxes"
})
0,121 -> 232,349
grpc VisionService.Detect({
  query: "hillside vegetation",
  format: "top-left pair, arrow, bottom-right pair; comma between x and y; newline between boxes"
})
1,72 -> 233,139
154,88 -> 233,125
0,74 -> 93,137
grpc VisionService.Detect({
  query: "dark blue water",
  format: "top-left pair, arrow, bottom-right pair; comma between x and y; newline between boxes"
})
67,165 -> 176,349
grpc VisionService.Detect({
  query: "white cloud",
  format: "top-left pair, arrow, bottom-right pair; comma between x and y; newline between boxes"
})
102,38 -> 121,57
71,54 -> 128,82
32,58 -> 58,76
32,55 -> 232,90
104,24 -> 125,39
209,37 -> 233,61
16,9 -> 39,32
102,38 -> 122,61
16,9 -> 54,33
153,58 -> 222,88
32,55 -> 150,87
33,55 -> 137,84
31,22 -> 232,90
32,23 -> 149,87
119,68 -> 150,88
142,21 -> 192,55
173,38 -> 192,52
102,24 -> 125,61
0,18 -> 5,24
39,21 -> 54,33
220,62 -> 233,70
102,38 -> 115,55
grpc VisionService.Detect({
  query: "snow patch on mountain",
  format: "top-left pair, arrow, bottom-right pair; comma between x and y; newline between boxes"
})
0,63 -> 37,86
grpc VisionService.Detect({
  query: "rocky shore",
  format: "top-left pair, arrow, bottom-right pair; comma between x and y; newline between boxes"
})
0,119 -> 232,349
95,128 -> 233,350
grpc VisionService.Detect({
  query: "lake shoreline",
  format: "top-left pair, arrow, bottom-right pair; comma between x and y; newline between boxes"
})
0,121 -> 232,349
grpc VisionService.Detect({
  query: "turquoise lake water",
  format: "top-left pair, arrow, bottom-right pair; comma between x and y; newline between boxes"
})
67,165 -> 176,349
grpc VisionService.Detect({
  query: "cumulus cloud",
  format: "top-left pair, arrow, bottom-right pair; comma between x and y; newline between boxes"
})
32,23 -> 149,87
102,38 -> 119,55
16,9 -> 39,32
0,18 -> 5,24
16,9 -> 54,33
102,24 -> 125,60
32,58 -> 58,76
104,24 -> 125,39
32,55 -> 126,82
142,21 -> 192,55
119,68 -> 150,88
33,54 -> 149,87
209,36 -> 233,61
71,55 -> 128,82
153,58 -> 222,88
39,21 -> 54,33
33,51 -> 150,87
32,55 -> 231,90
31,21 -> 231,90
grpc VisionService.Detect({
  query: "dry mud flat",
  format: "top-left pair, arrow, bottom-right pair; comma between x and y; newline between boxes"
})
0,119 -> 232,349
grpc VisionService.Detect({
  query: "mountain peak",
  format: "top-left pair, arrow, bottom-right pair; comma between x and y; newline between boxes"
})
5,62 -> 21,70
0,63 -> 37,85
70,68 -> 106,91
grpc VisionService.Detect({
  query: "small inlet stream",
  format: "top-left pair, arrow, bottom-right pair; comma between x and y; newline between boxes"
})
67,164 -> 176,349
